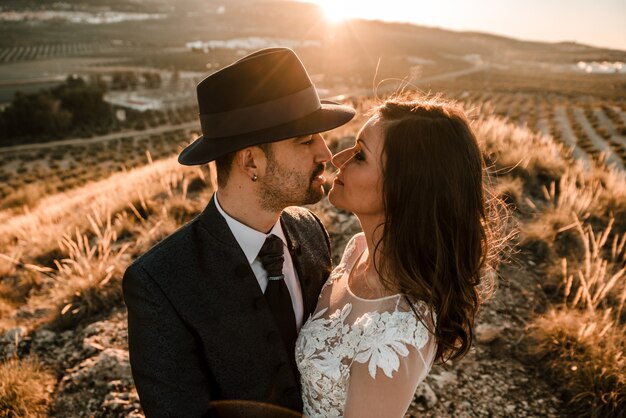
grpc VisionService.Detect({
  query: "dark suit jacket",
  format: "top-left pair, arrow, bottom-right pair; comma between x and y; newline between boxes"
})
123,196 -> 332,418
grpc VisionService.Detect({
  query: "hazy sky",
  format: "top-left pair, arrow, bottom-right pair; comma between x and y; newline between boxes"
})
302,0 -> 626,51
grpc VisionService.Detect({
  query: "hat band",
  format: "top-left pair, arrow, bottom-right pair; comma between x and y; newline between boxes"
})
199,85 -> 321,139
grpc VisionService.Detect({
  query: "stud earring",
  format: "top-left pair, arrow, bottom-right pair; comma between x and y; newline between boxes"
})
252,175 -> 258,182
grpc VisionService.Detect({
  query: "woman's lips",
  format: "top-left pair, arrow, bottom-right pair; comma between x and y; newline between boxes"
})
334,177 -> 344,186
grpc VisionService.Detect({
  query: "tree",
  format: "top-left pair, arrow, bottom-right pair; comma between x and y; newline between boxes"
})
0,76 -> 114,144
53,75 -> 112,129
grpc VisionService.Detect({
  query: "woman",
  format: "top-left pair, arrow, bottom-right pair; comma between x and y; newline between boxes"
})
295,97 -> 502,418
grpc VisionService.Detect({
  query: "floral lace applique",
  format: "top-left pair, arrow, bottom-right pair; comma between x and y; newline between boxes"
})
296,298 -> 432,418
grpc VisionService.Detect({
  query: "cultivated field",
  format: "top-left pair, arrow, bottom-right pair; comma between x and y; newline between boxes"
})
0,42 -> 121,64
461,92 -> 626,168
0,125 -> 200,210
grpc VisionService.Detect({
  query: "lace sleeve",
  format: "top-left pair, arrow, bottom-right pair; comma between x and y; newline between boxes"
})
342,308 -> 436,418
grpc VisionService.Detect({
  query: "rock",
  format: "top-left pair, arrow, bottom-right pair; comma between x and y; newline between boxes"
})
61,348 -> 132,390
32,329 -> 56,345
1,326 -> 29,357
30,328 -> 60,360
475,324 -> 503,344
414,382 -> 438,409
429,370 -> 458,389
107,379 -> 124,390
2,326 -> 27,343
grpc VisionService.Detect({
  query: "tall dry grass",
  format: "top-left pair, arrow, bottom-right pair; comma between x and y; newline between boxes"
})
0,144 -> 213,413
471,112 -> 625,416
0,152 -> 205,263
0,151 -> 210,332
42,211 -> 131,329
528,216 -> 625,417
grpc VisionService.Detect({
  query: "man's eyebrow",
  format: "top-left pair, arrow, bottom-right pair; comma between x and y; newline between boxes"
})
356,138 -> 371,152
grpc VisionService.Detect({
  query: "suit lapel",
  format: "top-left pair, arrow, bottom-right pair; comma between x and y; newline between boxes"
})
154,195 -> 268,330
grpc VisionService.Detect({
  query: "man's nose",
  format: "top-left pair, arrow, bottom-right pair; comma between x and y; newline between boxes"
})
314,133 -> 332,163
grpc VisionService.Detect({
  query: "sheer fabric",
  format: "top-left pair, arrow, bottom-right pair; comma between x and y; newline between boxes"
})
296,233 -> 437,418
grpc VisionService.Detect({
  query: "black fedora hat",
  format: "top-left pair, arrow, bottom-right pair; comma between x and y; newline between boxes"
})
178,47 -> 356,166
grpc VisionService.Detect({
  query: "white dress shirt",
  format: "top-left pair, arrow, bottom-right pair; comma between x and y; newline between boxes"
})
214,194 -> 304,329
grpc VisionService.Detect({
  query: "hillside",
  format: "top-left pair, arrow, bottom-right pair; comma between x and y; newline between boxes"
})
0,96 -> 625,416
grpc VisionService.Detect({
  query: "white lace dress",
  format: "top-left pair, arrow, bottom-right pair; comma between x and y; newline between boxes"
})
296,233 -> 437,418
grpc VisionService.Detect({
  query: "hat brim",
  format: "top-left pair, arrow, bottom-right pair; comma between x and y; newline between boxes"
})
178,101 -> 356,166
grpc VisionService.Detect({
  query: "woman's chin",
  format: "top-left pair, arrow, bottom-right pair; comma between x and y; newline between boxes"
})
327,189 -> 344,210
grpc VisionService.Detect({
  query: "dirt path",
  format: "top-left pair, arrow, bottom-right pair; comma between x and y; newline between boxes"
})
0,121 -> 200,154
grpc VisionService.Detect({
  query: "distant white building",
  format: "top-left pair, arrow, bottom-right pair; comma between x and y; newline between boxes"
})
185,37 -> 321,53
575,61 -> 625,74
104,89 -> 196,112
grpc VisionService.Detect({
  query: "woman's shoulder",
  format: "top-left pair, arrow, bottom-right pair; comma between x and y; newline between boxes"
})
358,298 -> 435,345
351,298 -> 435,378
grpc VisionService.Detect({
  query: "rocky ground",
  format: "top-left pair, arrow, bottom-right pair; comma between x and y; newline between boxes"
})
407,260 -> 565,418
1,200 -> 567,417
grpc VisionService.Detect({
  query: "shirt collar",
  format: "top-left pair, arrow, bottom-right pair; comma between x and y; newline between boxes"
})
214,193 -> 287,264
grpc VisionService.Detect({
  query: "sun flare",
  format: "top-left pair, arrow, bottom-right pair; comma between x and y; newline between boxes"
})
314,1 -> 351,23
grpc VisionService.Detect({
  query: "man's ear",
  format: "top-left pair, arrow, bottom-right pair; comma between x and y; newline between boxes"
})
235,146 -> 266,179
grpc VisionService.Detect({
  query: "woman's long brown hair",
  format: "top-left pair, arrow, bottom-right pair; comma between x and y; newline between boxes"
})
373,97 -> 503,363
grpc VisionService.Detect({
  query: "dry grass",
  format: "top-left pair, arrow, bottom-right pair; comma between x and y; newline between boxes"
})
0,183 -> 48,212
528,216 -> 626,417
0,356 -> 55,418
469,107 -> 626,416
473,114 -> 568,183
530,310 -> 625,417
0,152 -> 205,262
44,212 -> 131,330
0,152 -> 210,332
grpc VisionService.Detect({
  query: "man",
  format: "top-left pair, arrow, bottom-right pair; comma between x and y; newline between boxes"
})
122,48 -> 355,417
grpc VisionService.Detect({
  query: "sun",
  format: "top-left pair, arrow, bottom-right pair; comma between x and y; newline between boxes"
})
314,1 -> 351,23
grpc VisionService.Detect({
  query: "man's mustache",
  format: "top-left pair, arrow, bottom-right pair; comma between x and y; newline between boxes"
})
310,164 -> 325,181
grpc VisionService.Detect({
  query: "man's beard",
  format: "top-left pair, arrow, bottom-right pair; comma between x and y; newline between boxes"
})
258,162 -> 326,212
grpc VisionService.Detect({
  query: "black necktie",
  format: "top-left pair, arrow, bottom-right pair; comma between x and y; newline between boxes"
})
258,235 -> 298,370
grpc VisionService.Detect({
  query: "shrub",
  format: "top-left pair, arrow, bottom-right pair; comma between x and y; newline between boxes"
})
0,356 -> 54,418
528,217 -> 626,417
49,213 -> 130,330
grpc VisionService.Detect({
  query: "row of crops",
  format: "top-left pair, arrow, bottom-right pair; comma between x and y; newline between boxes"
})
456,91 -> 626,168
0,42 -> 117,63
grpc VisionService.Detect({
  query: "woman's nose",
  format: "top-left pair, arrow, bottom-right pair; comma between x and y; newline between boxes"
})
331,148 -> 350,168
